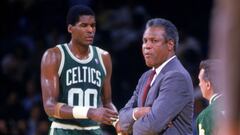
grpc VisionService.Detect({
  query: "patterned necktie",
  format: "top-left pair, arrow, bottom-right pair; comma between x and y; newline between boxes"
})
141,69 -> 156,106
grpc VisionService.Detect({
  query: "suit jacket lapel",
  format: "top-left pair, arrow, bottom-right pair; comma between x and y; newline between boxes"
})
143,57 -> 180,106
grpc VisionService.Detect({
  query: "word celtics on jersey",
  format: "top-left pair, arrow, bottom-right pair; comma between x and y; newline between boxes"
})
52,43 -> 106,127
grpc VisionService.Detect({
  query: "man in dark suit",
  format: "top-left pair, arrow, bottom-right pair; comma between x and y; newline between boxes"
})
115,18 -> 194,135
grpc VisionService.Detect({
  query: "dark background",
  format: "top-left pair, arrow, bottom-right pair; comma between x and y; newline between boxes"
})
0,0 -> 212,134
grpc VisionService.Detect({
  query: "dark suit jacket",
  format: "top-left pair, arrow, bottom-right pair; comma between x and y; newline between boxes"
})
119,57 -> 194,135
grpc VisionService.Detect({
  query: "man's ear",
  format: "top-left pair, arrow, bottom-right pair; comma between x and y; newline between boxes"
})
206,81 -> 211,90
68,25 -> 73,33
167,40 -> 174,51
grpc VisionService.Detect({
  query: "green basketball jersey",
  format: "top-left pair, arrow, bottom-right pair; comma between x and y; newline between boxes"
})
196,94 -> 224,135
50,43 -> 106,127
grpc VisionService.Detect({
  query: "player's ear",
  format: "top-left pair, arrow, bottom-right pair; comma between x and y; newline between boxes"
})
206,81 -> 211,90
68,24 -> 73,33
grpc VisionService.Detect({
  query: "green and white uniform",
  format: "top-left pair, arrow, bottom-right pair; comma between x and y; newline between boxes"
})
196,94 -> 224,135
49,43 -> 106,135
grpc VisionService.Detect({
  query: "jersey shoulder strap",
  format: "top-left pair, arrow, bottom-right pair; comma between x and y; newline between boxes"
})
56,43 -> 67,76
93,46 -> 107,76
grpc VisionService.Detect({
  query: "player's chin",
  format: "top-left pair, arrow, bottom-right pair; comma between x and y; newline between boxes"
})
84,40 -> 93,45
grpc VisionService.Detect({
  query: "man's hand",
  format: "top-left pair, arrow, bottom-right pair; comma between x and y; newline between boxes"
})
115,121 -> 129,135
87,107 -> 118,125
133,107 -> 151,120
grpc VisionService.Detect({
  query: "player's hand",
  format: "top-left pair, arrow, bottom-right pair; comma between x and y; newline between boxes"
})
87,107 -> 118,125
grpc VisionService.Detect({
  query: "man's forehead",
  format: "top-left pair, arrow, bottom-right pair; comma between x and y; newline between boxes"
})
78,15 -> 95,23
143,27 -> 165,38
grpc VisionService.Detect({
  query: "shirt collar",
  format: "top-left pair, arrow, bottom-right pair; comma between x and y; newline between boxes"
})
150,56 -> 176,86
209,93 -> 222,104
153,55 -> 176,75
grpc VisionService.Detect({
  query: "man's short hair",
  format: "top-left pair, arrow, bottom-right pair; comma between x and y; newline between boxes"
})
199,59 -> 223,93
67,5 -> 95,26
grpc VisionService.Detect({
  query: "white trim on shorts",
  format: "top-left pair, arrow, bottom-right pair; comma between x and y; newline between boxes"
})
50,121 -> 100,130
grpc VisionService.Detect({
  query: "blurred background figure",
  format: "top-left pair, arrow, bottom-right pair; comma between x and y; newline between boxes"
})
196,59 -> 224,135
210,0 -> 240,134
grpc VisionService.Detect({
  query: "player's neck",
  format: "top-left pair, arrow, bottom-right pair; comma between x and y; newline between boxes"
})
68,42 -> 90,60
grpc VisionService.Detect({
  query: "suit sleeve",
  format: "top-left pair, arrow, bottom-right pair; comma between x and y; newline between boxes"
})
133,71 -> 193,135
118,73 -> 146,133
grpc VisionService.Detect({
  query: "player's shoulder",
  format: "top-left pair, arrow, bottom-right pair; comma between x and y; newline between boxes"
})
45,44 -> 64,54
94,46 -> 110,57
42,45 -> 63,60
197,105 -> 212,120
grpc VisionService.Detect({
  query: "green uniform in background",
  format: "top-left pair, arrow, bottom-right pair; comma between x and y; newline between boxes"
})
49,43 -> 106,135
196,94 -> 224,135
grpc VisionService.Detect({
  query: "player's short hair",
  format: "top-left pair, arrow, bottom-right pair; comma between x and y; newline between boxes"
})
146,18 -> 179,51
199,59 -> 223,93
66,5 -> 95,26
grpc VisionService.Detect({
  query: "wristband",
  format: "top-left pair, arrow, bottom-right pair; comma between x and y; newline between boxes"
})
53,103 -> 65,118
72,106 -> 90,119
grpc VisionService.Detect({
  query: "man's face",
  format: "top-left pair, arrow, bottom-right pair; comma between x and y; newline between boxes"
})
69,15 -> 96,45
142,26 -> 171,68
198,69 -> 209,99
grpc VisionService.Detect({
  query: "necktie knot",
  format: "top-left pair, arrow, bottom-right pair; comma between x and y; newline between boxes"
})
149,69 -> 156,80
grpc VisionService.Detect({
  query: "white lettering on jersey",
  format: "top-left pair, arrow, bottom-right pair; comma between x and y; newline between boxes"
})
198,124 -> 205,135
66,69 -> 72,86
66,66 -> 102,87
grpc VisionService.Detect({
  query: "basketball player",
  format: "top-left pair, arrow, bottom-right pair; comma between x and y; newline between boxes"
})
41,5 -> 118,135
196,59 -> 224,135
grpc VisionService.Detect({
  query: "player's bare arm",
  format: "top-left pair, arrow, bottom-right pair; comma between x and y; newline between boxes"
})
101,50 -> 118,112
41,47 -> 73,119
